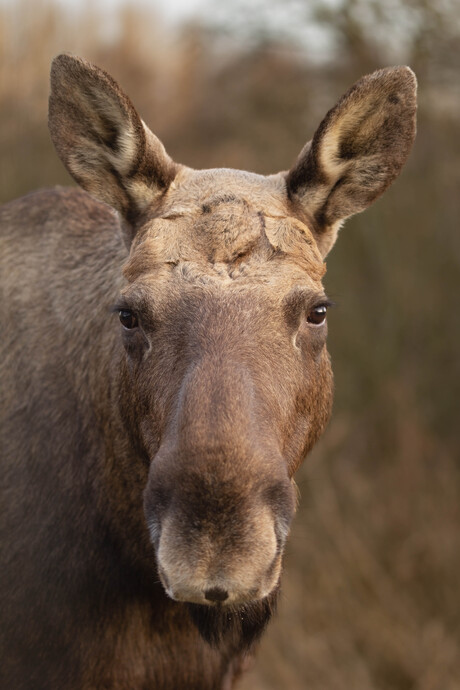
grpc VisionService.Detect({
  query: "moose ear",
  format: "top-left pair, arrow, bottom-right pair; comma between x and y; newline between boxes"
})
286,67 -> 417,257
48,54 -> 178,224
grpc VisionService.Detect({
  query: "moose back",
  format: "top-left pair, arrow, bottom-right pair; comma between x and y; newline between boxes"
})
0,55 -> 416,690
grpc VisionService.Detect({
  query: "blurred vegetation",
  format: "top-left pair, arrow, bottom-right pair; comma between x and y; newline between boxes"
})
1,0 -> 459,688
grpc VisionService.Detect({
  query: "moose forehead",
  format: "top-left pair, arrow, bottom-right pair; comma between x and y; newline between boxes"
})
124,168 -> 326,289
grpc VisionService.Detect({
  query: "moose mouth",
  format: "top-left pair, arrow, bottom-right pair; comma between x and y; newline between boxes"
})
186,585 -> 279,650
156,555 -> 280,649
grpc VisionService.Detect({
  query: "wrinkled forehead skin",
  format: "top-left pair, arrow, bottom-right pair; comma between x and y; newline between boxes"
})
124,168 -> 326,294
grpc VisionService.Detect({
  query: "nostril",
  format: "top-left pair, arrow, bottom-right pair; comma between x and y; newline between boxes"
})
204,587 -> 229,602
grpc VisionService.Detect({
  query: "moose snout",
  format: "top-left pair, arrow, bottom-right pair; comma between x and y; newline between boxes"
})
154,506 -> 280,606
144,465 -> 296,607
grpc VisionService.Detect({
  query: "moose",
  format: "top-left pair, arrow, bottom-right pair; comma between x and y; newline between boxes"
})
0,55 -> 416,689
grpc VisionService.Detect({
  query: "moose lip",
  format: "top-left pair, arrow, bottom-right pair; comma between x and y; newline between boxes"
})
160,581 -> 264,608
157,565 -> 267,607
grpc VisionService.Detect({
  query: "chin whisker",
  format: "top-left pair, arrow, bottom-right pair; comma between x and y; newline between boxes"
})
186,585 -> 280,653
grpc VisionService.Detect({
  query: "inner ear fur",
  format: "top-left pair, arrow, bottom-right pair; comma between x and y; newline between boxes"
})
48,54 -> 178,224
286,66 -> 417,257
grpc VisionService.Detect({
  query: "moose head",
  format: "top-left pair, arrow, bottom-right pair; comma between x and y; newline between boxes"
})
48,54 -> 416,646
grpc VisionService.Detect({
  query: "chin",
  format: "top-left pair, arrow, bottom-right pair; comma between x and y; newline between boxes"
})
186,584 -> 280,652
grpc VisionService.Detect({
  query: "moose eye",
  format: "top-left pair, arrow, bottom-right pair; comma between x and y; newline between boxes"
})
119,309 -> 138,329
306,304 -> 328,326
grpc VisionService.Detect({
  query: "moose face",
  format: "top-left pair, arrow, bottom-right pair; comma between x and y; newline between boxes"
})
117,168 -> 333,607
48,54 -> 416,621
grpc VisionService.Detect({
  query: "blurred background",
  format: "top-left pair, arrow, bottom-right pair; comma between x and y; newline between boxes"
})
1,0 -> 459,687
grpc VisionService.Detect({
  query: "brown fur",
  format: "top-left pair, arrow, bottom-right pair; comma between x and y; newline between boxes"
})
0,55 -> 416,690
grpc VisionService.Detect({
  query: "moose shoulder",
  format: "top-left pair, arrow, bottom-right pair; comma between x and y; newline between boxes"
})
0,55 -> 416,690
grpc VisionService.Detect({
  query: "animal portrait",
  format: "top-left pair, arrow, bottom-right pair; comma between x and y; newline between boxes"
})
0,54 -> 416,689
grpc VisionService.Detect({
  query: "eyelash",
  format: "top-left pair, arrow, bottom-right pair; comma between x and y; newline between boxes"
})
112,302 -> 139,330
306,300 -> 335,326
118,309 -> 138,329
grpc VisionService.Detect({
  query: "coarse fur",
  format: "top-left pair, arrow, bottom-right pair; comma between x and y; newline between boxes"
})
0,55 -> 417,690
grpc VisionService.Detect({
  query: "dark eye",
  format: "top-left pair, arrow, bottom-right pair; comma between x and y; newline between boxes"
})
119,309 -> 138,329
306,304 -> 328,325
